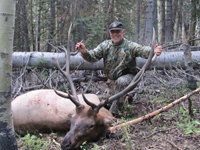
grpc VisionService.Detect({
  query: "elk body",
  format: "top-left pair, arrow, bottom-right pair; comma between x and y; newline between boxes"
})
12,89 -> 115,149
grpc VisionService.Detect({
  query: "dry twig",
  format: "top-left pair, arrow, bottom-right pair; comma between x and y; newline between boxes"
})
145,127 -> 176,138
167,140 -> 183,150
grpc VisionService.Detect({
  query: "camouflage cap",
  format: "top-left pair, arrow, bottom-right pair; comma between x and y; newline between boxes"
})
109,21 -> 124,30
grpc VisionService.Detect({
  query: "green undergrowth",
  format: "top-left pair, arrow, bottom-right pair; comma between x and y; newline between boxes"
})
16,133 -> 50,150
16,84 -> 200,150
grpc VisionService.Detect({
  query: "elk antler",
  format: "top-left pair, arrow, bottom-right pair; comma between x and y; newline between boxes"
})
53,88 -> 81,107
55,23 -> 79,102
55,23 -> 97,109
81,89 -> 109,112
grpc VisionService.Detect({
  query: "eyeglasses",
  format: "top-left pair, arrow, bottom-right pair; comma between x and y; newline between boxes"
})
110,30 -> 121,34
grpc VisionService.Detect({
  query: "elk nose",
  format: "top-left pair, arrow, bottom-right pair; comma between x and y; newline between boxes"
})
61,141 -> 71,150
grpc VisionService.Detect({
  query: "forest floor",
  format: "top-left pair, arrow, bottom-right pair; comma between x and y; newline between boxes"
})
15,69 -> 200,150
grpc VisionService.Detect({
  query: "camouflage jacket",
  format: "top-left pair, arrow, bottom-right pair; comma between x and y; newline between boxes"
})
81,38 -> 151,80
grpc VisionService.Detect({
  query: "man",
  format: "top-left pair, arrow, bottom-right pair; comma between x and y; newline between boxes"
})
75,21 -> 162,114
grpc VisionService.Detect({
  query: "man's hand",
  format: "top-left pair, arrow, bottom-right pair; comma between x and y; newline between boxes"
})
75,42 -> 86,54
154,44 -> 162,56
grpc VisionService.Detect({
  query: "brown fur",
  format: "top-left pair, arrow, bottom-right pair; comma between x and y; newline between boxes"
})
12,89 -> 115,150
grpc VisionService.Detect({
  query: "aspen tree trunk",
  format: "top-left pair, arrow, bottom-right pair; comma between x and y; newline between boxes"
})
0,0 -> 18,149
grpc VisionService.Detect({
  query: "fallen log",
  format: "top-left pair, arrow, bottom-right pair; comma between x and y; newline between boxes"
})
109,87 -> 200,132
12,51 -> 200,70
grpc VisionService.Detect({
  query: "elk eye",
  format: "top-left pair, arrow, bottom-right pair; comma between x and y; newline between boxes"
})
89,124 -> 94,129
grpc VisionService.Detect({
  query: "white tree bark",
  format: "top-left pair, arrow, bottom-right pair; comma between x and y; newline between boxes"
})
0,0 -> 17,149
12,51 -> 200,70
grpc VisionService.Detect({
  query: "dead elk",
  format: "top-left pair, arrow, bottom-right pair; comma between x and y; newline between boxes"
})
12,89 -> 115,149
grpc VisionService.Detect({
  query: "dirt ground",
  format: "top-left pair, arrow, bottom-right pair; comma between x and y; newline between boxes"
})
15,70 -> 200,150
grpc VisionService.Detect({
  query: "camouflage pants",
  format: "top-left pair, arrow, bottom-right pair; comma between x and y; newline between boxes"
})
107,74 -> 134,114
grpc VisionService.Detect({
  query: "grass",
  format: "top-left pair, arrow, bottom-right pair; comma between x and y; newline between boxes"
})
176,107 -> 200,135
17,133 -> 50,150
121,126 -> 135,150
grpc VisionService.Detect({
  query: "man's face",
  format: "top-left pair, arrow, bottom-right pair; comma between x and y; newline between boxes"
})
109,29 -> 125,45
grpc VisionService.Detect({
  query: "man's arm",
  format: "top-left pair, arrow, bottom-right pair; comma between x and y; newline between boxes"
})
133,44 -> 162,59
75,42 -> 104,62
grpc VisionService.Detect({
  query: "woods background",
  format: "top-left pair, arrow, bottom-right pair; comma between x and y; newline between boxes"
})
14,0 -> 200,53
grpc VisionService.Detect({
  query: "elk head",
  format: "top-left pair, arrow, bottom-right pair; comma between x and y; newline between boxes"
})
54,90 -> 113,150
54,25 -> 156,150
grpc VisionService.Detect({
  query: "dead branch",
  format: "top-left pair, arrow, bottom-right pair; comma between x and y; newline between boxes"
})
152,70 -> 169,87
23,85 -> 44,91
109,87 -> 200,132
173,65 -> 200,82
145,127 -> 176,138
162,38 -> 200,49
12,53 -> 33,98
52,139 -> 60,146
167,140 -> 183,150
84,71 -> 94,93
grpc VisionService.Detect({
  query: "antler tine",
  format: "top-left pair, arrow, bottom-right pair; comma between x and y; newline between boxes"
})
56,57 -> 79,101
94,89 -> 110,112
94,98 -> 109,113
81,89 -> 97,110
151,28 -> 157,64
82,93 -> 109,113
53,88 -> 81,107
55,23 -> 79,102
81,89 -> 109,113
66,23 -> 73,73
